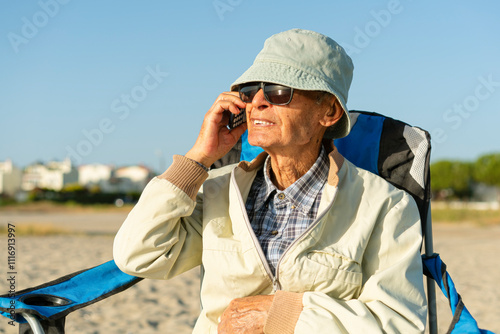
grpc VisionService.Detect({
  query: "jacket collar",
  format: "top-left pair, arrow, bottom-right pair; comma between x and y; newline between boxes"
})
237,139 -> 345,188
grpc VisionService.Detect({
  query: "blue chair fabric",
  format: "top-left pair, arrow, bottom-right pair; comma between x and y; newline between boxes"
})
0,260 -> 141,333
422,254 -> 494,334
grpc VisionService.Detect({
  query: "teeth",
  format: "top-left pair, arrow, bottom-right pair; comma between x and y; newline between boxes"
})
254,120 -> 273,125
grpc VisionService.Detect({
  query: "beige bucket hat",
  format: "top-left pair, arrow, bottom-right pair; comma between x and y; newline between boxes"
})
231,29 -> 354,139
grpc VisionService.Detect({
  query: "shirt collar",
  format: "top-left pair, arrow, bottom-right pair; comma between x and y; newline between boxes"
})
255,145 -> 330,215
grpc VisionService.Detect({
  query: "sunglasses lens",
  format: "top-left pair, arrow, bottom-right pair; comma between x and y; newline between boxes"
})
264,84 -> 292,105
239,84 -> 260,103
239,83 -> 293,105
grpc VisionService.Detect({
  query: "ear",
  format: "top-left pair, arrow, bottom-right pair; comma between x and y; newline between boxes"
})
320,97 -> 343,128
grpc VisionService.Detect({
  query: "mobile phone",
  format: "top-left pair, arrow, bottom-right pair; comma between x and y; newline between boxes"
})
227,108 -> 246,130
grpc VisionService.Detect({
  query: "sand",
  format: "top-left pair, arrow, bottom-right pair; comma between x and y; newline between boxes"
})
1,209 -> 499,333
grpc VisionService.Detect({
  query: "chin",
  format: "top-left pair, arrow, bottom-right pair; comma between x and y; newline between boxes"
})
248,139 -> 265,148
248,135 -> 269,149
247,133 -> 261,146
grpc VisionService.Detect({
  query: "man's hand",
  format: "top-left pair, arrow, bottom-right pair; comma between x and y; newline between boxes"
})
185,92 -> 247,168
218,295 -> 274,334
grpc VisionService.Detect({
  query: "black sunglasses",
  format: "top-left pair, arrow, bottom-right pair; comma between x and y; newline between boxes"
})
238,82 -> 294,105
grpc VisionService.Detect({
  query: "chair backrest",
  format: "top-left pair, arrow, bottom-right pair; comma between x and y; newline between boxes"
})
336,111 -> 432,232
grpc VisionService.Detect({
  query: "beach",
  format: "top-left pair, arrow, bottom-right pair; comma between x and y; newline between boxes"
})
1,208 -> 499,333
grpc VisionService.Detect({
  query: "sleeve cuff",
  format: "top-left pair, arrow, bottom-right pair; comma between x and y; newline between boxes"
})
264,290 -> 304,334
158,155 -> 209,200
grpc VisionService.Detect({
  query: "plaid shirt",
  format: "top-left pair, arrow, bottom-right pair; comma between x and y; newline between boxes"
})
245,146 -> 329,275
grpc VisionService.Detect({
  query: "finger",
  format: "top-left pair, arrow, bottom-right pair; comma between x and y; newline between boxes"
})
214,93 -> 246,114
206,103 -> 245,131
217,91 -> 241,101
229,121 -> 247,139
207,101 -> 243,120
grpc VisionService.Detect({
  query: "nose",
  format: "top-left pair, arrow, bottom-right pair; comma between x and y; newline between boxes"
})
251,88 -> 270,110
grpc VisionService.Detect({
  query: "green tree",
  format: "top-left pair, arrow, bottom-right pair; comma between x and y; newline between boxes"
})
430,160 -> 473,199
473,153 -> 500,187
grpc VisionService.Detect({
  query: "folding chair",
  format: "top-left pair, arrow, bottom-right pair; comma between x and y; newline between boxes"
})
1,111 -> 493,333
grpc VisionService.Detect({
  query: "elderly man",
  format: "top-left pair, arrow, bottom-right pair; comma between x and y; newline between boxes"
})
113,29 -> 427,333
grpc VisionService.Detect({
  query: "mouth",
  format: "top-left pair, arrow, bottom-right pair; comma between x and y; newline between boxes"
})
252,119 -> 275,126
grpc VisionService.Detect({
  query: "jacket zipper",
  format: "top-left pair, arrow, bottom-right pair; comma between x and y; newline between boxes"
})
231,171 -> 277,290
232,171 -> 338,293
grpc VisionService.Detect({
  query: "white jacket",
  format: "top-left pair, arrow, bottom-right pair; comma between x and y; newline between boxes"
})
114,146 -> 427,333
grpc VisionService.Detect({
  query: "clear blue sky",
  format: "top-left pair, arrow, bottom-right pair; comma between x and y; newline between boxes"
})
1,1 -> 499,173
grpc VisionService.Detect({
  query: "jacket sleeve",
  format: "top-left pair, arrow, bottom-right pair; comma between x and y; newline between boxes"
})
264,193 -> 427,334
113,155 -> 208,280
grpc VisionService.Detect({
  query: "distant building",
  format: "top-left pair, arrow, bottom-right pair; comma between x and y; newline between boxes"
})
111,165 -> 155,193
78,164 -> 154,194
472,183 -> 500,203
22,158 -> 78,191
0,159 -> 23,196
78,164 -> 114,192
